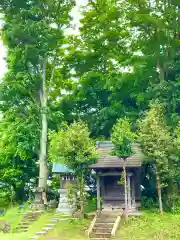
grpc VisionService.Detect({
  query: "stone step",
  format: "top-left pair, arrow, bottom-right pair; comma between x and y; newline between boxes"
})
94,223 -> 114,227
26,216 -> 38,219
101,211 -> 121,216
24,214 -> 40,218
16,226 -> 29,229
93,227 -> 112,233
42,227 -> 53,231
36,231 -> 46,235
18,222 -> 29,225
45,223 -> 55,227
90,239 -> 110,240
50,219 -> 58,222
13,229 -> 28,233
54,213 -> 70,217
96,218 -> 116,223
90,232 -> 111,238
25,218 -> 37,221
51,218 -> 59,220
17,224 -> 29,227
49,218 -> 74,223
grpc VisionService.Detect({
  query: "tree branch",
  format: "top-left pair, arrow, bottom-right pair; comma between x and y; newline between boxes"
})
41,57 -> 47,105
47,55 -> 57,98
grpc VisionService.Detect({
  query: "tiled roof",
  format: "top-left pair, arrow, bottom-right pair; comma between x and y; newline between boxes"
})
52,163 -> 73,173
90,141 -> 143,169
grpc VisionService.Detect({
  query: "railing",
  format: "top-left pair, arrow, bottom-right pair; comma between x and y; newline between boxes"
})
86,213 -> 97,237
111,215 -> 121,237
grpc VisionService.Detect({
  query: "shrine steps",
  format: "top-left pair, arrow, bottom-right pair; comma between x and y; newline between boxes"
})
13,210 -> 43,233
88,209 -> 123,240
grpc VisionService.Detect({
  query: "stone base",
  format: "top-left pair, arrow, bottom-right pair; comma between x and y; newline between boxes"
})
56,207 -> 74,215
31,203 -> 45,210
57,189 -> 75,215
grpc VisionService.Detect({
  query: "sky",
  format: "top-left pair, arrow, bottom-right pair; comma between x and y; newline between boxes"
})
0,0 -> 88,80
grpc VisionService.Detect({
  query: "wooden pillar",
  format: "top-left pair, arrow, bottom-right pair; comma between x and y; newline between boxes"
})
127,174 -> 131,209
97,174 -> 101,210
127,173 -> 133,210
131,177 -> 136,208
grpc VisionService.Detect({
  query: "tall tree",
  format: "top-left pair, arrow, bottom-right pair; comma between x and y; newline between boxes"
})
111,118 -> 136,219
0,0 -> 75,201
49,121 -> 97,217
60,0 -> 180,138
138,103 -> 175,214
59,0 -> 145,137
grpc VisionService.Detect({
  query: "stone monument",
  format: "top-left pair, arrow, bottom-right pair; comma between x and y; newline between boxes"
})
52,163 -> 75,215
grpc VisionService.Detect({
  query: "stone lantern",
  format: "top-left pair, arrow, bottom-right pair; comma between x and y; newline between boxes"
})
52,163 -> 75,214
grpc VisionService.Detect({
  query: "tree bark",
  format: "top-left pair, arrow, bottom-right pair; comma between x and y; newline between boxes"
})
77,170 -> 85,218
155,168 -> 163,214
123,161 -> 128,220
38,58 -> 48,204
96,174 -> 101,211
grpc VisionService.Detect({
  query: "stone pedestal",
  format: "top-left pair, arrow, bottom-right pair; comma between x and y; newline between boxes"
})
32,187 -> 45,210
56,189 -> 75,215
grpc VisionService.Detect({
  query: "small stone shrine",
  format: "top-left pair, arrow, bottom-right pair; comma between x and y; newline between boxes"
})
52,163 -> 75,214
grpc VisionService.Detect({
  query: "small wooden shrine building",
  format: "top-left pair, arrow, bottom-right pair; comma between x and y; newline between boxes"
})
52,141 -> 143,214
90,141 -> 143,211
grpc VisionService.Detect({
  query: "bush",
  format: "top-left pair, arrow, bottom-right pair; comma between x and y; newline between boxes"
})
0,188 -> 14,208
141,196 -> 155,209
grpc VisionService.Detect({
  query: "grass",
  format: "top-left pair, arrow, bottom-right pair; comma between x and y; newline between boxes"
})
0,206 -> 28,231
0,207 -> 55,240
40,218 -> 90,240
1,208 -> 180,240
117,211 -> 180,240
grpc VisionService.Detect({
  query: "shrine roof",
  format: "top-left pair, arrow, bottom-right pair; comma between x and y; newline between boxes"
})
90,141 -> 143,169
52,163 -> 73,174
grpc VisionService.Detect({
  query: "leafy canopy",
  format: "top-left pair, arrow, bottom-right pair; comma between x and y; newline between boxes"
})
49,121 -> 97,171
138,103 -> 173,179
111,118 -> 136,159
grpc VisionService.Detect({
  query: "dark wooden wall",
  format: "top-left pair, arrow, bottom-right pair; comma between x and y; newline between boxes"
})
100,168 -> 141,208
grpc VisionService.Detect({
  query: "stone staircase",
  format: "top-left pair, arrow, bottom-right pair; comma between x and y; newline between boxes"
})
30,213 -> 75,239
88,209 -> 123,240
13,210 -> 43,233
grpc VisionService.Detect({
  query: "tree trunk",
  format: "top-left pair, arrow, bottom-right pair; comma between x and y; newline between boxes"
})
80,171 -> 84,218
123,162 -> 128,220
155,169 -> 163,214
38,110 -> 48,189
37,58 -> 48,205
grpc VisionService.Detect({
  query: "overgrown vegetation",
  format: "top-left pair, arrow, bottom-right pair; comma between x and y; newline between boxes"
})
118,211 -> 180,240
111,118 -> 136,218
49,121 -> 98,217
0,0 -> 179,216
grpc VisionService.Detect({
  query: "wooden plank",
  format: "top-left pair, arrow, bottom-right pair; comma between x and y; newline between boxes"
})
97,175 -> 101,210
99,172 -> 122,176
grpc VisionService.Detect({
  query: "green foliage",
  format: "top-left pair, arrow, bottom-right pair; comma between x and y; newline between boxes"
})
49,121 -> 97,216
111,118 -> 136,158
138,103 -> 180,211
0,188 -> 13,208
66,182 -> 75,207
141,196 -> 155,209
0,0 -> 75,198
0,0 -> 179,209
118,211 -> 180,240
139,104 -> 172,169
49,121 -> 97,168
138,103 -> 172,176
